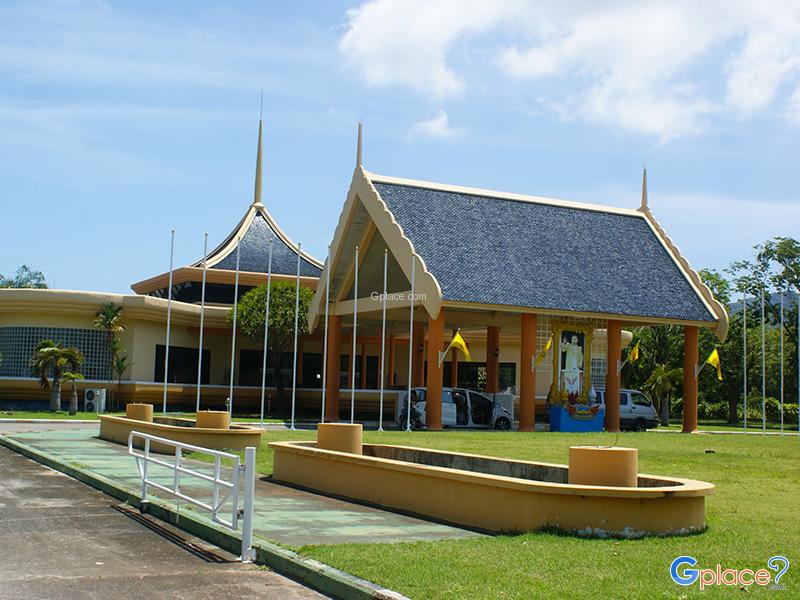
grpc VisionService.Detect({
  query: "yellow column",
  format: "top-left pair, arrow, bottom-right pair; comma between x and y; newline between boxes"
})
604,320 -> 622,433
682,326 -> 699,433
412,321 -> 425,387
425,309 -> 445,430
486,326 -> 500,393
519,314 -> 537,432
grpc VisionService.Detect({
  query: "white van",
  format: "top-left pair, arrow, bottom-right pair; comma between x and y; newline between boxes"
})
594,389 -> 659,431
397,387 -> 513,430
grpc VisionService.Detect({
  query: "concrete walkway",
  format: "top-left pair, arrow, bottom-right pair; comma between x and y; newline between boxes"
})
0,446 -> 321,600
3,426 -> 479,548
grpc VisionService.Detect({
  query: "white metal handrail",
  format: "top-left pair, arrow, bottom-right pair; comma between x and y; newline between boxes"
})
128,431 -> 256,562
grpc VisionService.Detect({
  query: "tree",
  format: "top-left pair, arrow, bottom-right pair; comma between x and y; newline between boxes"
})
230,281 -> 313,409
642,363 -> 682,425
113,352 -> 132,409
62,371 -> 85,415
0,265 -> 47,288
30,340 -> 84,411
94,302 -> 125,408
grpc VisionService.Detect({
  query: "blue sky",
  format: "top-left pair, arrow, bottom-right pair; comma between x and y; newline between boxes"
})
1,0 -> 798,293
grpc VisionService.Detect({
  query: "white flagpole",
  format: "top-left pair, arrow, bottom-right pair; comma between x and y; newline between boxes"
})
163,229 -> 175,416
196,232 -> 208,414
228,240 -> 241,417
406,257 -> 415,432
290,243 -> 301,431
378,248 -> 388,432
260,240 -> 273,426
761,288 -> 766,434
321,245 -> 330,424
350,246 -> 359,424
780,291 -> 784,434
742,290 -> 747,432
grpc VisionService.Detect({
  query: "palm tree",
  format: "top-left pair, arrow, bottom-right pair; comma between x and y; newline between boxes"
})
642,363 -> 683,426
113,352 -> 132,410
94,302 -> 124,405
30,340 -> 84,411
62,371 -> 85,415
0,265 -> 48,288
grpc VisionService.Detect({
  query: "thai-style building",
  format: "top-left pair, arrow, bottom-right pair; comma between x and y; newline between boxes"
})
0,122 -> 727,431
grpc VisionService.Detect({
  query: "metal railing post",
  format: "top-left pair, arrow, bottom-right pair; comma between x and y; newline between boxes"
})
141,437 -> 150,504
241,447 -> 256,562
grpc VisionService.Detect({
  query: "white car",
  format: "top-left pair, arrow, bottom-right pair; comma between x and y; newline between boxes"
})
595,389 -> 660,431
397,386 -> 513,430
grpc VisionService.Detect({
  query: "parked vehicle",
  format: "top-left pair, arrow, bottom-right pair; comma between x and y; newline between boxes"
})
397,387 -> 513,430
595,388 -> 659,431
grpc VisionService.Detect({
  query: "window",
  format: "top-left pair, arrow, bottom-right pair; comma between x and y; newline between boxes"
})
155,345 -> 210,384
620,393 -> 629,406
0,326 -> 112,380
632,392 -> 651,407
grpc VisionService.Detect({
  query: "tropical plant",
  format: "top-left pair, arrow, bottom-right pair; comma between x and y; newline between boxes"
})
642,363 -> 682,426
30,340 -> 84,411
0,265 -> 48,288
94,302 -> 125,406
230,281 -> 313,408
113,352 -> 132,409
62,370 -> 85,415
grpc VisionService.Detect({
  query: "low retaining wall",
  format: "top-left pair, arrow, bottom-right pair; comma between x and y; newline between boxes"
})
271,441 -> 714,537
99,415 -> 264,451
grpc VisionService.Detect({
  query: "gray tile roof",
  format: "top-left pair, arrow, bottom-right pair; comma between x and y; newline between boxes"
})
373,182 -> 715,322
212,212 -> 321,278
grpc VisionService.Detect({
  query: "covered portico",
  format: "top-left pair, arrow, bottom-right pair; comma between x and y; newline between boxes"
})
309,136 -> 728,433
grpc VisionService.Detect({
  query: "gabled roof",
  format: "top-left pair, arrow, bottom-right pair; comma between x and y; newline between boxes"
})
310,164 -> 728,340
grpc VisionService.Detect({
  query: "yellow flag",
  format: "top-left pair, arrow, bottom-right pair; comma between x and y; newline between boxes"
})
629,341 -> 640,363
706,348 -> 723,381
534,334 -> 553,366
445,330 -> 471,362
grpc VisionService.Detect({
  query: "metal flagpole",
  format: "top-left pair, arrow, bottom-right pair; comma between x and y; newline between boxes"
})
780,291 -> 784,434
196,232 -> 208,414
259,240 -> 273,426
290,243 -> 301,431
321,245 -> 330,424
761,288 -> 766,434
350,246 -> 359,424
163,229 -> 175,416
228,240 -> 241,417
406,257 -> 415,432
742,290 -> 747,432
378,248 -> 388,432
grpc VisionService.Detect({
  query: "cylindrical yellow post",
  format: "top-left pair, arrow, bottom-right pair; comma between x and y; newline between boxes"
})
425,309 -> 445,430
196,410 -> 230,429
605,320 -> 622,432
126,403 -> 153,422
317,422 -> 363,454
568,446 -> 638,487
519,314 -> 537,432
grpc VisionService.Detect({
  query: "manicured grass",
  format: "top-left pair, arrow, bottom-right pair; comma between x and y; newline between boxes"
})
244,429 -> 798,599
0,410 -> 118,420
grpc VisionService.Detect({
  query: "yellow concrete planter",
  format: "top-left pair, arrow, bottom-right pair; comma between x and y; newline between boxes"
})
270,441 -> 714,537
568,446 -> 638,487
99,415 -> 263,452
317,423 -> 363,455
195,410 -> 230,430
125,403 -> 153,423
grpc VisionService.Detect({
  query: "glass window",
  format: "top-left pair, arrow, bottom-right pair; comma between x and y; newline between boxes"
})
442,390 -> 453,403
155,345 -> 210,384
632,392 -> 651,407
620,392 -> 629,406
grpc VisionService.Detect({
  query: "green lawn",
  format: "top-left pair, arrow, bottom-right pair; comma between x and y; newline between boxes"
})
0,410 -> 286,423
241,429 -> 798,599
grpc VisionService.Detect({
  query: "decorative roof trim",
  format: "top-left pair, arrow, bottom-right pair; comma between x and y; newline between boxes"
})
308,167 -> 443,331
368,171 -> 643,218
638,206 -> 729,340
131,266 -> 318,295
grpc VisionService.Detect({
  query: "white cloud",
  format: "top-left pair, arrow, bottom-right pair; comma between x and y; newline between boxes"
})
340,1 -> 800,139
411,109 -> 462,138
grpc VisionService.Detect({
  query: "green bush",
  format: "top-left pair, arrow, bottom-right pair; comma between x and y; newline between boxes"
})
741,396 -> 798,425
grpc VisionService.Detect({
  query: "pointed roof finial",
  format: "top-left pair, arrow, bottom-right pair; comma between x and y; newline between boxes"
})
252,117 -> 264,208
639,165 -> 648,212
356,121 -> 363,168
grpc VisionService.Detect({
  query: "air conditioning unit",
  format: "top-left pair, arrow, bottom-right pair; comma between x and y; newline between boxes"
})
84,388 -> 107,413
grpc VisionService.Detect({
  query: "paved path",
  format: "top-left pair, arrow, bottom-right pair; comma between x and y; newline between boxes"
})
3,425 -> 480,548
0,446 -> 323,600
